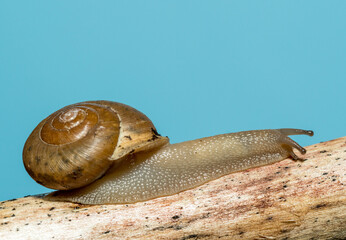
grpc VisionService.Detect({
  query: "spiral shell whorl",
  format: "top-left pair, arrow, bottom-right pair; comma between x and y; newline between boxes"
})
40,107 -> 96,145
23,101 -> 169,190
23,103 -> 121,190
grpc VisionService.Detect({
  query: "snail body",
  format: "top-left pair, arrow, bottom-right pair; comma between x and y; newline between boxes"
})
23,101 -> 313,204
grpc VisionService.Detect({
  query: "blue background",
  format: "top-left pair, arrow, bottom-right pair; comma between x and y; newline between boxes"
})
1,1 -> 345,201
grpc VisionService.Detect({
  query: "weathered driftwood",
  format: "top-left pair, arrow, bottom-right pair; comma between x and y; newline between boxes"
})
1,137 -> 345,240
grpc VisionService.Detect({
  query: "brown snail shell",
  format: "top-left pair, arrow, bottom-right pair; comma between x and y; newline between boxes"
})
22,100 -> 169,190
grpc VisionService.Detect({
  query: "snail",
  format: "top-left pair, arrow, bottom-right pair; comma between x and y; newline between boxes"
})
23,101 -> 313,205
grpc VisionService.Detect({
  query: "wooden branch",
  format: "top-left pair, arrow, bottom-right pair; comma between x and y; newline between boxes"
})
1,137 -> 345,240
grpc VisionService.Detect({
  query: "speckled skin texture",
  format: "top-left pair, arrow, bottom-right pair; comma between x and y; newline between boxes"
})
2,137 -> 345,240
47,129 -> 312,204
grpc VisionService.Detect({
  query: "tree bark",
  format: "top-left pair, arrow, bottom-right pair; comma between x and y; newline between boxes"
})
1,137 -> 345,240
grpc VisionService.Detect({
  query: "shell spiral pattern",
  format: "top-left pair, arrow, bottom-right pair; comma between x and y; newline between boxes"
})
23,101 -> 168,190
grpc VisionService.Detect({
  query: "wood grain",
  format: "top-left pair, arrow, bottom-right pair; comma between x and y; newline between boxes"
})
1,137 -> 345,240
